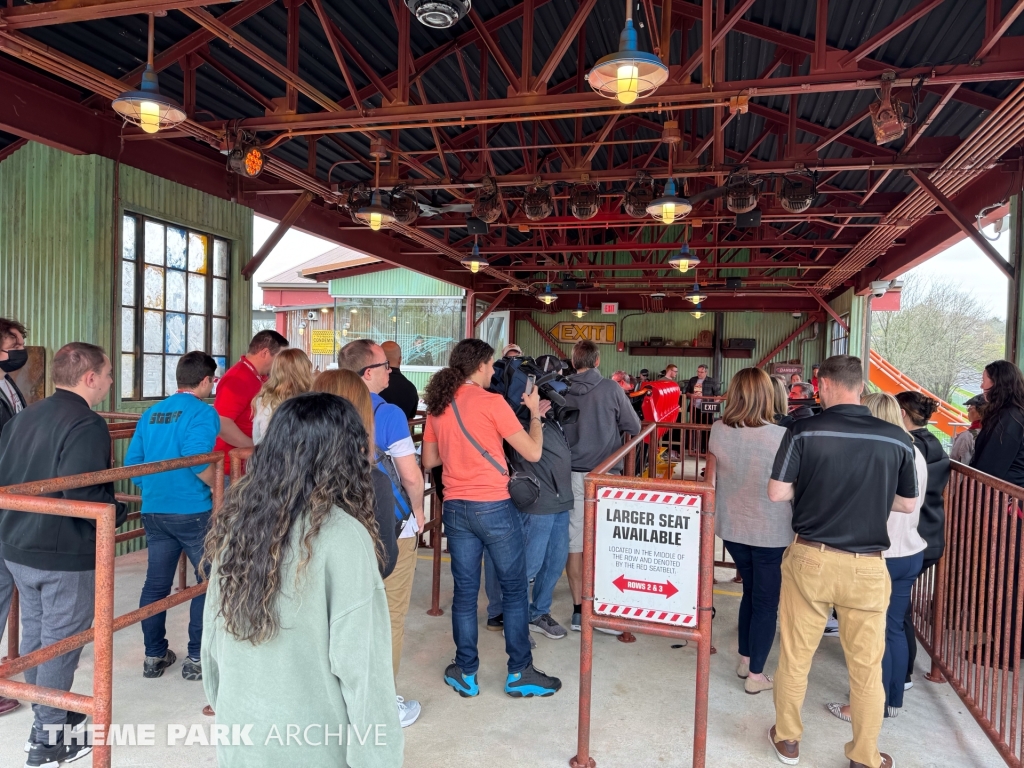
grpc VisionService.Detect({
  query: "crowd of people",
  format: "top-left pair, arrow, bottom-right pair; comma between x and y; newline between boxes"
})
0,310 -> 1023,767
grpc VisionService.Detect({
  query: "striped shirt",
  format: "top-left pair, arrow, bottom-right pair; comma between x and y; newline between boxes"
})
771,404 -> 919,553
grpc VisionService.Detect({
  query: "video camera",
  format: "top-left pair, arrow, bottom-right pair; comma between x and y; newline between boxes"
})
490,354 -> 580,426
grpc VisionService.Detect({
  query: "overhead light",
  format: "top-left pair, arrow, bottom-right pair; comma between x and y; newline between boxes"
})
538,284 -> 559,305
473,176 -> 503,223
586,0 -> 669,104
356,189 -> 395,231
647,177 -> 692,224
778,173 -> 816,214
869,73 -> 906,144
572,301 -> 588,318
726,174 -> 759,214
524,182 -> 553,221
404,0 -> 470,28
685,283 -> 707,305
460,242 -> 489,273
624,173 -> 655,218
227,134 -> 264,178
691,303 -> 706,319
350,308 -> 358,314
570,183 -> 600,220
667,242 -> 700,272
112,15 -> 186,134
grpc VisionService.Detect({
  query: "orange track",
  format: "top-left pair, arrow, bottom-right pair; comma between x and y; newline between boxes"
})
868,350 -> 965,437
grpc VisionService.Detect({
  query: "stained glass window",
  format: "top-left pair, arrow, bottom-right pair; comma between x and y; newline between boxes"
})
121,213 -> 231,400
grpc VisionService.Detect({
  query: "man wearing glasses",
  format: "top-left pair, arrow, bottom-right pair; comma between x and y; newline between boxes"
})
337,339 -> 425,728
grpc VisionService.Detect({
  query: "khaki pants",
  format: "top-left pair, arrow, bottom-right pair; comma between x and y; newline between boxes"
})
773,542 -> 890,768
383,536 -> 418,679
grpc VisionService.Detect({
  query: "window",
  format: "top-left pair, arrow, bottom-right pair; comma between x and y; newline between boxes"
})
120,213 -> 230,400
830,313 -> 850,357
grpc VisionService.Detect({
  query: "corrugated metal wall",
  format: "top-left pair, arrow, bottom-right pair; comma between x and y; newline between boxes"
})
515,309 -> 826,389
329,269 -> 463,297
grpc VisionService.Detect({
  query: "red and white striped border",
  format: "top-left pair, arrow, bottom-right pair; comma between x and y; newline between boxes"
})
598,487 -> 700,506
595,603 -> 696,627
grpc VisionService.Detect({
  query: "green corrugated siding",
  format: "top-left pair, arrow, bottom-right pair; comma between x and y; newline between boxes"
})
514,310 -> 825,390
329,269 -> 463,298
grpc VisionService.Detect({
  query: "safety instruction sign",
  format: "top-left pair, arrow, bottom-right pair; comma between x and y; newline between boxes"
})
310,329 -> 339,355
594,486 -> 701,627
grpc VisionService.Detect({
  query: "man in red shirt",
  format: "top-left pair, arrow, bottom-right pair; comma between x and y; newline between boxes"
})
214,330 -> 288,456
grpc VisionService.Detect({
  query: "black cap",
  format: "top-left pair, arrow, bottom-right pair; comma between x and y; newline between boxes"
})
965,394 -> 986,408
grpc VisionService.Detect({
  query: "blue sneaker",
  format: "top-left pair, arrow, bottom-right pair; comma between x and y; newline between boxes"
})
444,662 -> 479,698
504,664 -> 562,698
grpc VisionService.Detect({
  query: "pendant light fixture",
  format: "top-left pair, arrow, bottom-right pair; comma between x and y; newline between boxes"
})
538,284 -> 559,305
685,282 -> 707,305
586,0 -> 669,104
572,298 -> 588,318
355,143 -> 395,232
647,145 -> 692,224
667,241 -> 700,272
460,240 -> 489,273
112,15 -> 187,134
690,303 -> 706,319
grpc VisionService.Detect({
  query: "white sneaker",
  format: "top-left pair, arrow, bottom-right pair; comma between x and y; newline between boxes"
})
823,615 -> 839,637
595,627 -> 623,636
396,696 -> 420,727
904,680 -> 914,691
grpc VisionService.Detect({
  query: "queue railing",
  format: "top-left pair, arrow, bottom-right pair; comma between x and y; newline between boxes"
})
913,461 -> 1024,768
0,452 -> 225,768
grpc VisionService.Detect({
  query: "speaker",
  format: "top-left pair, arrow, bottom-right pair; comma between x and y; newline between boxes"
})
725,277 -> 742,289
466,217 -> 489,235
735,209 -> 762,228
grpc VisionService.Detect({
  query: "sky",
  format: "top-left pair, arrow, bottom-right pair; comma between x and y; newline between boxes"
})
251,214 -> 1015,320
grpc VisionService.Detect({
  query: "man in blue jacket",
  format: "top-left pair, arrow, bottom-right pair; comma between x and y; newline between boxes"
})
125,351 -> 220,682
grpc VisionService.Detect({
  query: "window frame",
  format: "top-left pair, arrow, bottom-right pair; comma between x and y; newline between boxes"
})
120,212 -> 231,401
830,313 -> 851,357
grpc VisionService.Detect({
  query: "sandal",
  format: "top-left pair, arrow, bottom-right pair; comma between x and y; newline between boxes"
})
827,702 -> 851,722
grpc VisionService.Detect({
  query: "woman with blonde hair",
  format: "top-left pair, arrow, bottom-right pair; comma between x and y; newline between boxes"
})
770,376 -> 789,424
251,348 -> 313,445
313,368 -> 398,579
709,367 -> 793,694
828,391 -> 928,723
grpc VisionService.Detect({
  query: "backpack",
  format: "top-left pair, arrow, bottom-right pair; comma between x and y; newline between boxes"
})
373,402 -> 414,535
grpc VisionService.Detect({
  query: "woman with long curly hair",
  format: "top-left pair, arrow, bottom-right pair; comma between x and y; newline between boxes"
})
202,393 -> 403,768
421,338 -> 561,699
250,348 -> 313,445
312,368 -> 399,578
971,360 -> 1024,486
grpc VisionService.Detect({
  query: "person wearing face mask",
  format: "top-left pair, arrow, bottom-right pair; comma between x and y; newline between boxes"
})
0,318 -> 28,436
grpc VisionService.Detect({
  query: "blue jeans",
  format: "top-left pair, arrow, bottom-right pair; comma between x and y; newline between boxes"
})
140,512 -> 211,660
883,551 -> 924,709
723,541 -> 786,675
443,499 -> 532,675
485,510 -> 571,621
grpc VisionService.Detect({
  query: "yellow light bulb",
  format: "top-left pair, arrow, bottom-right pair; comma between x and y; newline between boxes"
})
140,100 -> 161,134
469,260 -> 481,273
692,311 -> 704,319
369,211 -> 382,231
616,64 -> 639,104
661,201 -> 675,224
679,259 -> 693,271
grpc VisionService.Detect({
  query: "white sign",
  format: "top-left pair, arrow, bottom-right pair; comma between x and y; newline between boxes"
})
594,486 -> 701,627
601,302 -> 619,315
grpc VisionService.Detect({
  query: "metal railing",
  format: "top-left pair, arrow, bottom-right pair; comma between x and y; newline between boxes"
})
0,452 -> 225,768
913,461 -> 1024,768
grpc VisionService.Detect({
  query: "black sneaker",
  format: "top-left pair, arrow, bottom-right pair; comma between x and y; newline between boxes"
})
443,662 -> 479,698
25,711 -> 88,752
504,664 -> 562,698
25,730 -> 91,768
486,614 -> 504,631
182,657 -> 202,681
143,649 -> 176,678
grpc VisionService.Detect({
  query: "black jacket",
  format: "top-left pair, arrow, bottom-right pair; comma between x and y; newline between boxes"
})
0,374 -> 26,435
778,405 -> 815,430
505,417 -> 574,514
684,376 -> 720,397
971,407 -> 1024,488
0,389 -> 127,571
371,468 -> 399,578
910,427 -> 951,560
380,368 -> 419,421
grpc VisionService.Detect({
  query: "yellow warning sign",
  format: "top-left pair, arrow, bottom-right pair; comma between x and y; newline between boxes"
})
549,322 -> 617,344
310,329 -> 339,355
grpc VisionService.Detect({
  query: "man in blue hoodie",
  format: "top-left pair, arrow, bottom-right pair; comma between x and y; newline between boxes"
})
125,351 -> 221,681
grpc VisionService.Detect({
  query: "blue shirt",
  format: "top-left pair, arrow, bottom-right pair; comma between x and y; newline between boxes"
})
369,392 -> 416,531
125,392 -> 221,514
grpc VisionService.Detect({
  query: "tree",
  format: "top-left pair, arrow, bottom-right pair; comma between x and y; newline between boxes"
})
872,275 -> 1004,402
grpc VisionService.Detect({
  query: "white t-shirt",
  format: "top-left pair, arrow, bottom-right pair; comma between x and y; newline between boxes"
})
884,443 -> 929,558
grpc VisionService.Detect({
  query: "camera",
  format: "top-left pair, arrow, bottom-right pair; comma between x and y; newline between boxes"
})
869,280 -> 890,298
490,355 -> 580,425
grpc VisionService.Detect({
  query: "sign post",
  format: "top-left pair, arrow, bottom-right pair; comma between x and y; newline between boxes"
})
571,439 -> 716,768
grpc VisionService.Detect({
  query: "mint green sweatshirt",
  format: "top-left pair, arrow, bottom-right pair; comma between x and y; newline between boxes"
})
202,508 -> 403,768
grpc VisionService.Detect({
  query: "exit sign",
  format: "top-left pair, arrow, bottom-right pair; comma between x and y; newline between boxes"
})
601,302 -> 619,315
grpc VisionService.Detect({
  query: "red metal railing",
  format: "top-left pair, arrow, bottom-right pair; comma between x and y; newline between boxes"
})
0,452 -> 225,768
913,461 -> 1024,768
572,422 -> 717,768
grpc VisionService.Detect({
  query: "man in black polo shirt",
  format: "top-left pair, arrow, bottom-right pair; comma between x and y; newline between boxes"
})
766,355 -> 917,768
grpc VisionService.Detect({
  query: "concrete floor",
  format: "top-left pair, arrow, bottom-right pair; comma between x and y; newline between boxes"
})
0,549 -> 1005,768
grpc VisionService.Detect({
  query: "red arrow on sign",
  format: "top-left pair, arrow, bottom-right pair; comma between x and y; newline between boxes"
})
613,574 -> 678,598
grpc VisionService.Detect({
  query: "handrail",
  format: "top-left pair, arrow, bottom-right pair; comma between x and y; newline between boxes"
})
96,411 -> 142,422
593,422 -> 658,475
869,349 -> 963,436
